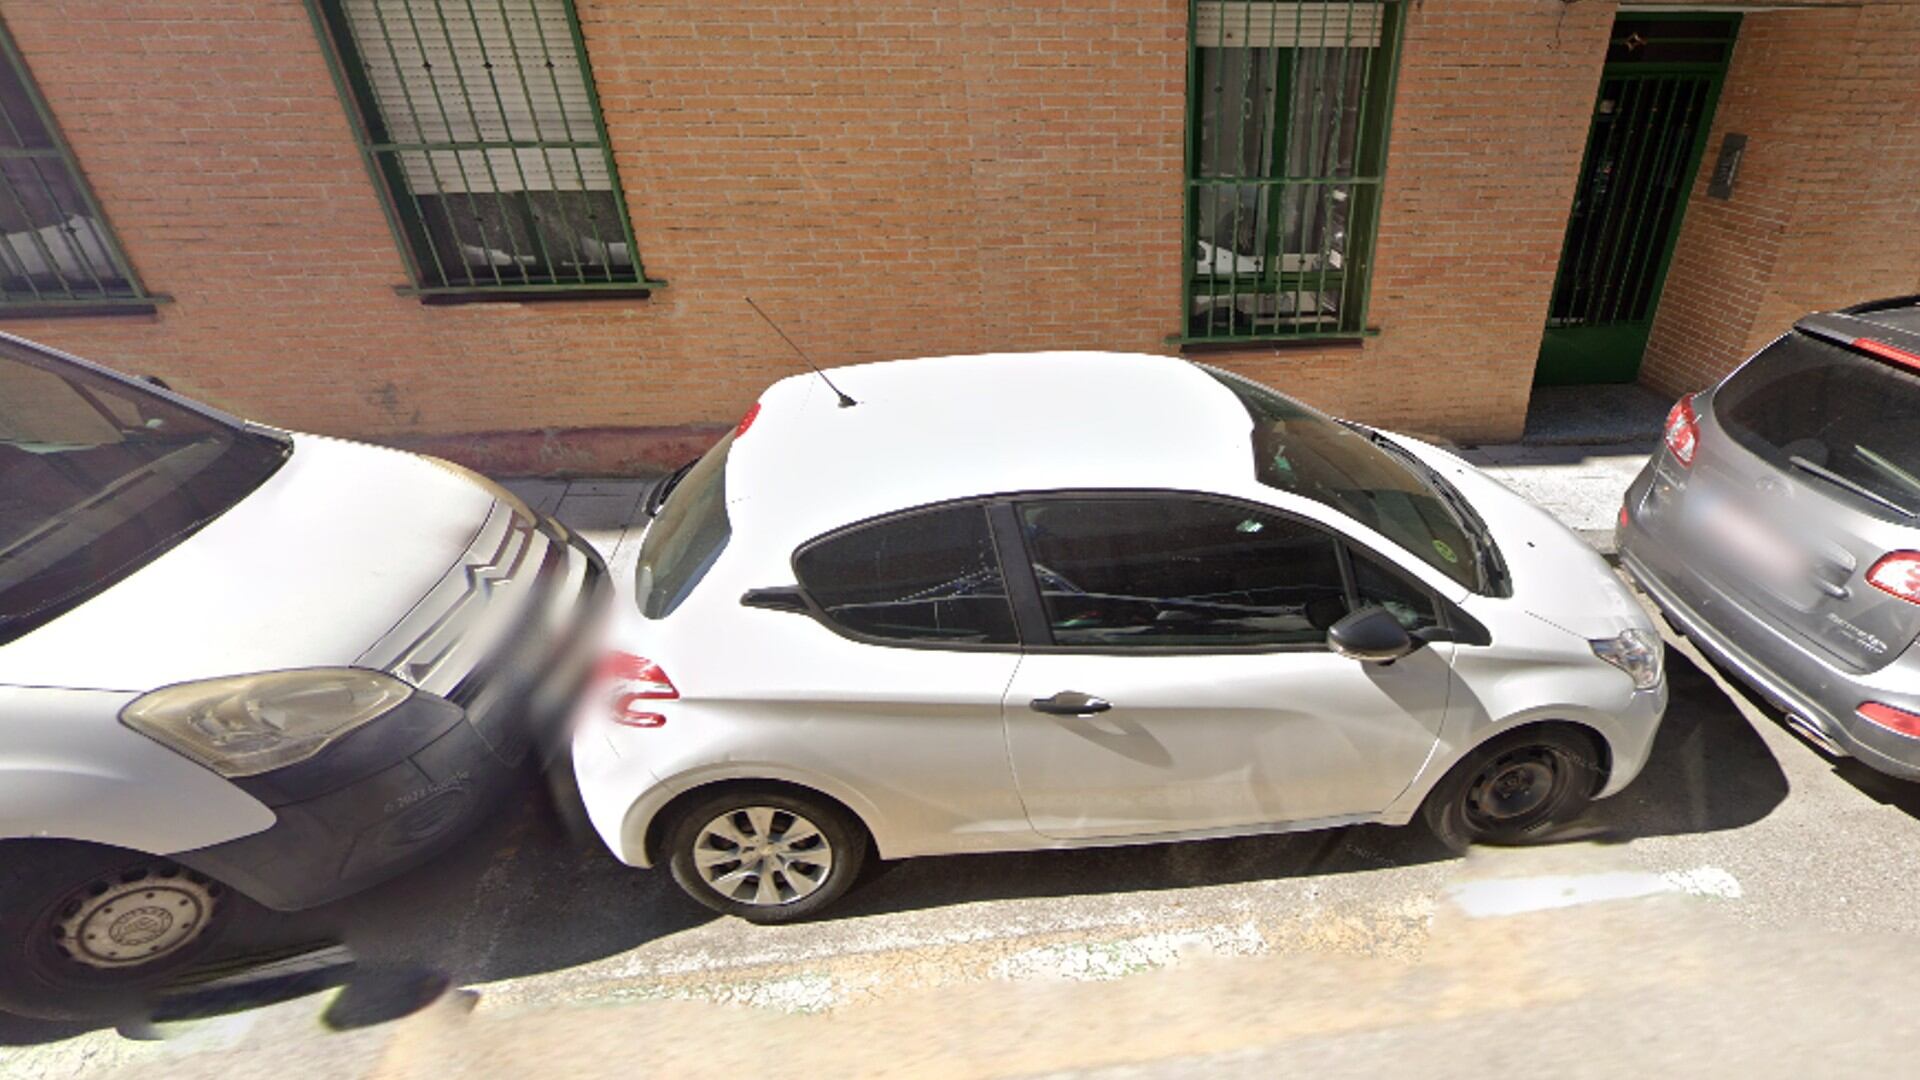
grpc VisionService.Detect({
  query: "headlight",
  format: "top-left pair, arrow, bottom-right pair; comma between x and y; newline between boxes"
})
1590,628 -> 1665,690
121,669 -> 414,777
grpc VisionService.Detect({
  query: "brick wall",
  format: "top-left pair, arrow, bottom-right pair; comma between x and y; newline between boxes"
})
1200,0 -> 1615,444
0,0 -> 1837,473
1641,1 -> 1920,399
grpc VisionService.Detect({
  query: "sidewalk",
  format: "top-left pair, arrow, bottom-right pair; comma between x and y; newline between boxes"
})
503,438 -> 1656,562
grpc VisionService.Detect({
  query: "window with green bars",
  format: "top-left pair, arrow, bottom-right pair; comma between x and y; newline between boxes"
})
307,0 -> 661,299
0,20 -> 153,316
1181,1 -> 1404,344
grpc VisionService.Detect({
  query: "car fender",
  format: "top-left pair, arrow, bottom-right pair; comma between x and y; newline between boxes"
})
620,759 -> 899,868
0,686 -> 276,855
1384,677 -> 1666,819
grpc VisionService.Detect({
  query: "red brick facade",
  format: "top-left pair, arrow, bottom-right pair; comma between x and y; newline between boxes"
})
1641,1 -> 1920,399
0,0 -> 1909,472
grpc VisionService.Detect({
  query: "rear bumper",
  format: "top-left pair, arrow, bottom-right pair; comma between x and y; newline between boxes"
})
1619,478 -> 1920,780
176,519 -> 609,910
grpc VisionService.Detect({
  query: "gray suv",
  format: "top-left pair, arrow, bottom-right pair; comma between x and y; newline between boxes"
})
1619,296 -> 1920,779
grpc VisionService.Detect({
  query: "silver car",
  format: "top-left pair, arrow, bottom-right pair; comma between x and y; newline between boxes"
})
1620,296 -> 1920,779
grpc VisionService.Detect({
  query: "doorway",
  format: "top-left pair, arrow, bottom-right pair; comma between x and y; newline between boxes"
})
1535,14 -> 1738,386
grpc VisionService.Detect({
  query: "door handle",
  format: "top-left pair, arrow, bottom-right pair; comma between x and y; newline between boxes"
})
1030,691 -> 1112,717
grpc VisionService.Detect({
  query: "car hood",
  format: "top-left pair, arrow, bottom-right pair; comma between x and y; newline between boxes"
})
0,432 -> 496,692
1377,432 -> 1653,641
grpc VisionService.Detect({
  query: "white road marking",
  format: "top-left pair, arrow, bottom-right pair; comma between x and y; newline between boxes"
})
1446,865 -> 1743,918
990,923 -> 1267,983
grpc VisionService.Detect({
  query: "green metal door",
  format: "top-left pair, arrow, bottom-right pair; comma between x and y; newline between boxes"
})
1535,15 -> 1738,386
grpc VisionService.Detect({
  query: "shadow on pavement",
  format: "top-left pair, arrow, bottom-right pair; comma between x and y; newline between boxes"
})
1,649 -> 1789,1045
1692,646 -> 1920,819
1577,648 -> 1790,839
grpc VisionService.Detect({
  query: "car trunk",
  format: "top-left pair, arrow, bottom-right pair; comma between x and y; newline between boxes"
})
1680,330 -> 1920,672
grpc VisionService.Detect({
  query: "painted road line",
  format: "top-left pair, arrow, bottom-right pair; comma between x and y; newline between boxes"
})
1446,865 -> 1743,918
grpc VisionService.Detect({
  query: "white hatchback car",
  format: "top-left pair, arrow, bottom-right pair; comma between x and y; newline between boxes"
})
574,353 -> 1667,922
0,335 -> 607,1017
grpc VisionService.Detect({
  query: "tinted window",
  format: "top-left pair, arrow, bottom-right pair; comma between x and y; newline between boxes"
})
1202,365 -> 1486,592
1019,498 -> 1348,648
636,433 -> 733,619
796,504 -> 1018,645
1717,332 -> 1920,519
0,344 -> 286,644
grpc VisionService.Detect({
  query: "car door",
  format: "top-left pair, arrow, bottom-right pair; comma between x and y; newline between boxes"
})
781,500 -> 1033,854
997,493 -> 1455,840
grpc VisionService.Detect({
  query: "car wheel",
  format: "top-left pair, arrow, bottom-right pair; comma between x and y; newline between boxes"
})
666,789 -> 868,924
0,843 -> 243,1020
1422,727 -> 1602,851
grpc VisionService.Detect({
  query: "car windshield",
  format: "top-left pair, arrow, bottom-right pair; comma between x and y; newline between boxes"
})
0,341 -> 288,644
1202,365 -> 1487,592
635,430 -> 735,619
1716,331 -> 1920,520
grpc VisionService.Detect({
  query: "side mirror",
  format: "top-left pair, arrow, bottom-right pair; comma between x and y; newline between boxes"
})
1327,606 -> 1416,664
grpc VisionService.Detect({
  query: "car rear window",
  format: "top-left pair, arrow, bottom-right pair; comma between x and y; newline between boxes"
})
794,502 -> 1018,646
635,432 -> 734,619
1716,332 -> 1920,519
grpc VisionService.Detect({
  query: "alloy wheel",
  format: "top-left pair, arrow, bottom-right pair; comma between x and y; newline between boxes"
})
692,806 -> 835,907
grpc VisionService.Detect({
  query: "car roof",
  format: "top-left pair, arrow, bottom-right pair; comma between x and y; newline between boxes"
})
723,351 -> 1258,545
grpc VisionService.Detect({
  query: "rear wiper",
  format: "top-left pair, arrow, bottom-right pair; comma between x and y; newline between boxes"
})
644,459 -> 696,517
1789,455 -> 1918,518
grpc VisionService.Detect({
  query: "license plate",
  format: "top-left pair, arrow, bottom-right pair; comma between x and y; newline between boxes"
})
1682,487 -> 1809,588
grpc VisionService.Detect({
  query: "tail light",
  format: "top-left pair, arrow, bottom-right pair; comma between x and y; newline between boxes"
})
1663,393 -> 1700,468
1866,552 -> 1920,606
1852,337 -> 1920,374
1858,702 -> 1920,739
735,401 -> 761,438
597,652 -> 677,728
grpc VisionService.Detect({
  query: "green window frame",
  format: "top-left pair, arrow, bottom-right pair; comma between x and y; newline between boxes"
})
0,19 -> 156,317
306,0 -> 663,301
1179,0 -> 1404,345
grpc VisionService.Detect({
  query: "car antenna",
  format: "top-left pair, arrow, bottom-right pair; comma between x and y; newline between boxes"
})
744,296 -> 857,408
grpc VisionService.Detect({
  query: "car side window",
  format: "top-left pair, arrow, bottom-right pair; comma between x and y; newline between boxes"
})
1017,497 -> 1348,648
795,502 -> 1019,646
1349,546 -> 1441,633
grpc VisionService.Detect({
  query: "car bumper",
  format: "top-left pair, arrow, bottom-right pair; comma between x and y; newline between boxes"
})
1619,477 -> 1920,780
176,519 -> 610,910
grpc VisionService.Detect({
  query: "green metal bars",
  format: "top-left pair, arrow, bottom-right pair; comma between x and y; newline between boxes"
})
1180,0 -> 1402,344
307,0 -> 661,298
1548,72 -> 1715,329
0,19 -> 153,316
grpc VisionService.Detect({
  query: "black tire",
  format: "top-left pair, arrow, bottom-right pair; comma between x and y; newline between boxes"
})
665,788 -> 868,924
1422,726 -> 1603,852
0,843 -> 246,1020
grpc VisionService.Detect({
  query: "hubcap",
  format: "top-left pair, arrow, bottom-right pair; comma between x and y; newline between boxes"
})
54,865 -> 220,970
1467,750 -> 1561,826
692,806 -> 834,907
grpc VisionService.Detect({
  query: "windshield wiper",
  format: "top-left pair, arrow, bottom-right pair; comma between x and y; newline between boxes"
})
1361,428 -> 1506,591
1789,455 -> 1918,518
